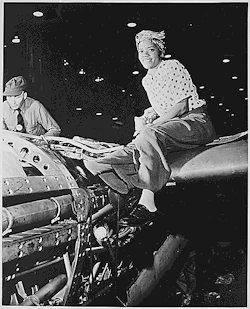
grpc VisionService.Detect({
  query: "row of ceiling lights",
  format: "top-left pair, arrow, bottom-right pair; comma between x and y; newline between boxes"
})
33,10 -> 137,27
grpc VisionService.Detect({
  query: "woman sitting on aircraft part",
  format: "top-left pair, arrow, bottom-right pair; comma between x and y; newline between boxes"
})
84,29 -> 216,226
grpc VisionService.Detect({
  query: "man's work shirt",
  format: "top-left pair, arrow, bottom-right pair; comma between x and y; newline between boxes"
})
3,97 -> 61,136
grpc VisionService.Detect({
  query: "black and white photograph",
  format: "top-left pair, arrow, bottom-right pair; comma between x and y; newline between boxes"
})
2,1 -> 248,306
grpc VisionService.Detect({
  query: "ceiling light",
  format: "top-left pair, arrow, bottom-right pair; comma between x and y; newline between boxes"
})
127,22 -> 137,28
232,76 -> 238,79
239,88 -> 244,91
12,36 -> 20,43
4,45 -> 7,48
199,86 -> 205,89
219,103 -> 223,106
122,89 -> 126,92
164,54 -> 171,58
33,11 -> 43,17
231,114 -> 235,117
225,109 -> 230,112
222,59 -> 230,63
112,117 -> 118,121
95,77 -> 104,82
132,71 -> 139,75
210,95 -> 215,99
96,112 -> 102,116
79,69 -> 85,75
76,108 -> 82,111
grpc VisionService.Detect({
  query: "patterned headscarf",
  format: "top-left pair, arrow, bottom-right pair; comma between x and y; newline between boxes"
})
135,30 -> 166,57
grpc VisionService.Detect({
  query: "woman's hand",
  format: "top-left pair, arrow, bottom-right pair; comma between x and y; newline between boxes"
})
133,116 -> 147,136
143,108 -> 159,124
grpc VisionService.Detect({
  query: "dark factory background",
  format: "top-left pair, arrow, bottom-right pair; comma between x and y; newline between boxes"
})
3,2 -> 248,144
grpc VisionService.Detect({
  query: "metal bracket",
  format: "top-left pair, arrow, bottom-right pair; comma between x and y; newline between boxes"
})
50,197 -> 61,224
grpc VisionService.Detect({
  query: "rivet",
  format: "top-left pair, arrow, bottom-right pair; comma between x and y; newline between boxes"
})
18,243 -> 23,250
39,237 -> 43,243
68,236 -> 72,242
43,164 -> 49,170
42,178 -> 47,182
18,251 -> 23,258
25,179 -> 30,183
11,274 -> 15,279
38,246 -> 43,251
7,189 -> 13,195
4,180 -> 9,185
56,240 -> 60,246
46,185 -> 50,190
7,275 -> 12,281
59,184 -> 63,189
28,187 -> 33,192
56,232 -> 59,238
33,155 -> 40,163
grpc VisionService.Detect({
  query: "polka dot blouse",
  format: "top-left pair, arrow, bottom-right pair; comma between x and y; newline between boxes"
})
142,59 -> 206,117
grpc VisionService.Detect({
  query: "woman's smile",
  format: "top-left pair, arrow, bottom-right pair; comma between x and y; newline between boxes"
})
138,40 -> 161,70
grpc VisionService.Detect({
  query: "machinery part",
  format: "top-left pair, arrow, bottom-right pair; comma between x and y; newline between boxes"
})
2,195 -> 74,234
2,221 -> 78,264
20,274 -> 67,306
2,207 -> 14,236
2,131 -> 78,190
2,131 -> 247,306
126,234 -> 188,306
62,218 -> 92,306
168,139 -> 247,182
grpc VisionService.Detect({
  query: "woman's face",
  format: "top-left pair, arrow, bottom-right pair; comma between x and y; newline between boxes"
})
138,40 -> 161,70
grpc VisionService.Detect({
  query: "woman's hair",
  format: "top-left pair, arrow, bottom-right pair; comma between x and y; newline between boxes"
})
135,30 -> 166,57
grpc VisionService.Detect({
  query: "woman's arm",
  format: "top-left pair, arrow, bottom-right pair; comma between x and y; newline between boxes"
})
152,96 -> 190,125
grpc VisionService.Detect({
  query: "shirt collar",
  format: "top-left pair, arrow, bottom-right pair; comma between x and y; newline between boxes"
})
9,99 -> 26,113
146,60 -> 165,79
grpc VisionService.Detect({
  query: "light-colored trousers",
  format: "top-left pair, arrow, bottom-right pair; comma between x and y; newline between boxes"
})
84,107 -> 216,194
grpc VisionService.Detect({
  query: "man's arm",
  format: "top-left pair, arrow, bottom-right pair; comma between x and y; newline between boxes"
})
37,102 -> 61,136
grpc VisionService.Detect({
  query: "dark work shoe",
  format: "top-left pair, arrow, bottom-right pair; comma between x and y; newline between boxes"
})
119,204 -> 156,227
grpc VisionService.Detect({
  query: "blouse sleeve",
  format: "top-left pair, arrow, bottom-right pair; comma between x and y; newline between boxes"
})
166,60 -> 201,110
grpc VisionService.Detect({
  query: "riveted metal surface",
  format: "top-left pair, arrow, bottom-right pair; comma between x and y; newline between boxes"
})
2,132 -> 78,189
2,222 -> 78,263
2,175 -> 72,197
71,188 -> 93,222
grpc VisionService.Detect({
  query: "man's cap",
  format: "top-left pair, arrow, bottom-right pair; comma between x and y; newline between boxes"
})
3,76 -> 27,96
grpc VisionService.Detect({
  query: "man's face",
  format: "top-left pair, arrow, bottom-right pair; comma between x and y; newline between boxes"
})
138,40 -> 161,70
6,92 -> 26,110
